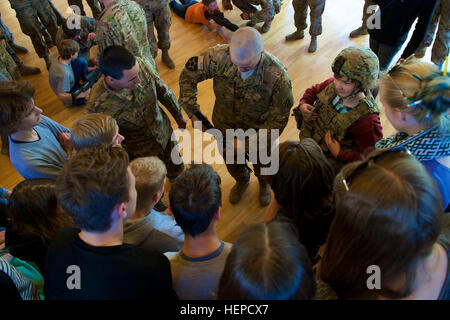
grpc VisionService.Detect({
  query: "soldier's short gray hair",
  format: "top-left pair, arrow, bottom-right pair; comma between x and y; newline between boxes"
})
230,27 -> 263,63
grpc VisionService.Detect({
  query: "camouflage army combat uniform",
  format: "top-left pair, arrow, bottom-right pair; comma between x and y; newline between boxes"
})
285,0 -> 326,52
0,39 -> 18,156
0,40 -> 20,81
179,44 -> 294,183
48,0 -> 66,26
135,0 -> 173,64
0,14 -> 40,75
87,57 -> 184,179
294,47 -> 380,171
30,0 -> 59,43
56,15 -> 97,61
225,0 -> 281,33
0,22 -> 21,157
288,0 -> 326,38
416,0 -> 449,67
0,13 -> 25,54
95,0 -> 156,67
8,0 -> 51,66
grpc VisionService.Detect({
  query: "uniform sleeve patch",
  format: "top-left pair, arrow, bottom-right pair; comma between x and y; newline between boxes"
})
185,56 -> 204,71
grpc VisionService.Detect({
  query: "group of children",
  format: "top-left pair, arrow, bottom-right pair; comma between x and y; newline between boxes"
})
0,0 -> 449,301
0,48 -> 448,299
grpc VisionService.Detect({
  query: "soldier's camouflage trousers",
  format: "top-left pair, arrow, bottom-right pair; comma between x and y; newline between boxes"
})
31,0 -> 59,42
0,43 -> 20,80
13,6 -> 49,58
216,131 -> 273,184
143,5 -> 172,58
231,0 -> 279,24
292,0 -> 326,36
417,0 -> 449,66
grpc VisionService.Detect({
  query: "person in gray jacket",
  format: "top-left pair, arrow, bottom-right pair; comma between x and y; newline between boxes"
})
123,156 -> 184,254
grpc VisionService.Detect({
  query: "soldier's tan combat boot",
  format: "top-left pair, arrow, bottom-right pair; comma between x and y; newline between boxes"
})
162,49 -> 175,69
349,26 -> 368,38
229,181 -> 249,204
258,181 -> 271,207
285,30 -> 305,41
19,63 -> 41,76
308,36 -> 318,53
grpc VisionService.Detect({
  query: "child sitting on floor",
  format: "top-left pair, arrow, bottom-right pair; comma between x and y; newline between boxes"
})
170,0 -> 239,43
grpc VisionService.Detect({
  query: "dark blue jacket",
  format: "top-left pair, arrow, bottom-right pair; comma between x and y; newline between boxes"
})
368,0 -> 438,58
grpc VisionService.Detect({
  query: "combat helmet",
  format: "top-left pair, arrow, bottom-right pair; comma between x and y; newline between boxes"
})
332,46 -> 379,91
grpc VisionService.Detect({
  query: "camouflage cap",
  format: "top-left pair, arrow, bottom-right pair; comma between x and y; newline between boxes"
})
332,47 -> 380,90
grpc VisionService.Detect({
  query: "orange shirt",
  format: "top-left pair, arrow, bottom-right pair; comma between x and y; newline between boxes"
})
185,3 -> 210,25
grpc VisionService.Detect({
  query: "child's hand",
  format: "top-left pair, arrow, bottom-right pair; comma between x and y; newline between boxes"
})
0,230 -> 5,250
76,88 -> 91,99
299,104 -> 317,121
240,12 -> 250,20
325,131 -> 340,158
87,32 -> 96,41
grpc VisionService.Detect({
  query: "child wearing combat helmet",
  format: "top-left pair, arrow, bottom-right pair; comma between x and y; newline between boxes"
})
293,46 -> 383,171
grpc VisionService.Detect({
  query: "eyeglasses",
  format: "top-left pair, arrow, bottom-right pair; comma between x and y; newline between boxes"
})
342,148 -> 412,191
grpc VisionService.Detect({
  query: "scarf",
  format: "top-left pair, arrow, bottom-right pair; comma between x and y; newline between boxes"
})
375,125 -> 450,161
332,96 -> 351,114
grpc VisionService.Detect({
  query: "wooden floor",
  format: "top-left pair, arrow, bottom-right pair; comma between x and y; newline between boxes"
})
0,0 -> 435,242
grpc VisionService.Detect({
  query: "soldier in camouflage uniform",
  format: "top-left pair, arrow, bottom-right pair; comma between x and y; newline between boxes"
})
56,14 -> 98,62
87,45 -> 186,180
285,0 -> 326,53
68,0 -> 103,20
293,46 -> 383,172
0,12 -> 28,54
0,39 -> 21,156
0,40 -> 20,81
135,0 -> 175,69
349,0 -> 375,38
415,0 -> 449,68
223,0 -> 281,33
0,13 -> 41,75
179,27 -> 294,206
95,0 -> 156,68
8,0 -> 52,69
31,0 -> 59,44
48,0 -> 66,26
